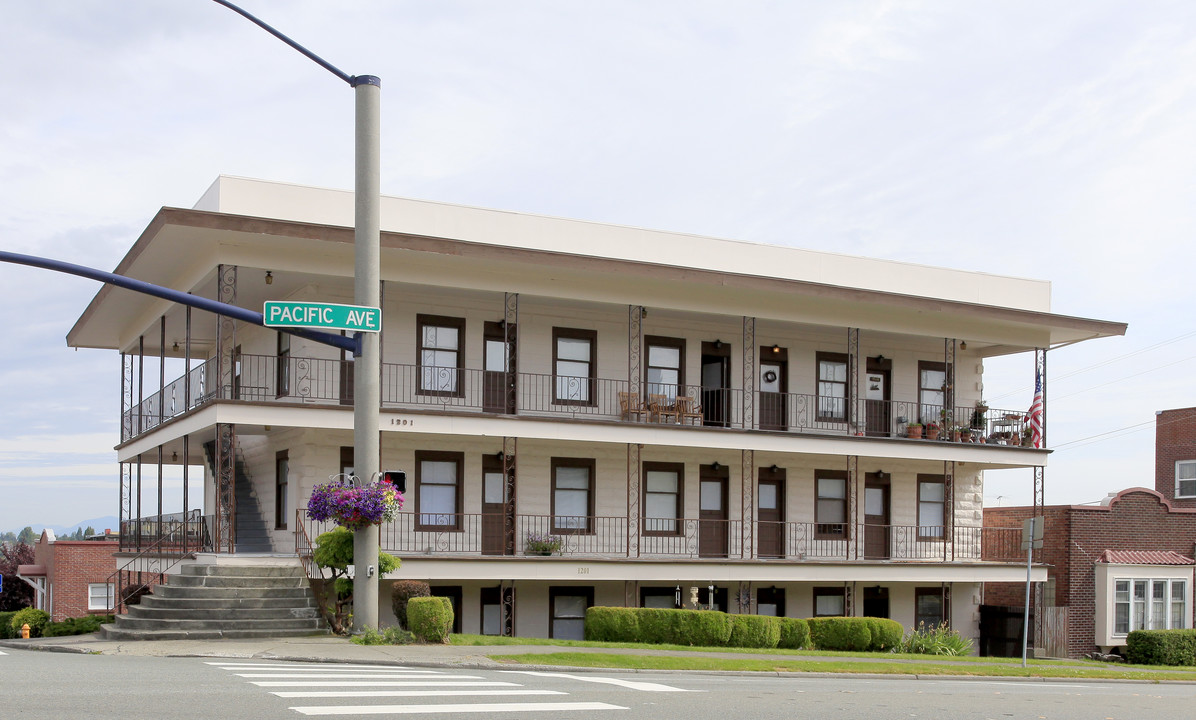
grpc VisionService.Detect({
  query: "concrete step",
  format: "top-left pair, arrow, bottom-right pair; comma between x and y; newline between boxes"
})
127,605 -> 319,621
138,595 -> 316,611
153,585 -> 313,601
167,574 -> 307,589
112,615 -> 323,632
99,625 -> 327,641
181,564 -> 305,578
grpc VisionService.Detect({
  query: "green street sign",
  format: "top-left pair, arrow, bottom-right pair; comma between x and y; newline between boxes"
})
263,301 -> 381,333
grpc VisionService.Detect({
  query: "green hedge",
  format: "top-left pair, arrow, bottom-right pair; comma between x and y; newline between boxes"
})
584,607 -> 732,647
406,596 -> 453,644
42,615 -> 115,637
777,617 -> 810,649
1126,629 -> 1196,666
584,606 -> 640,642
9,608 -> 50,638
806,616 -> 872,651
727,614 -> 781,649
0,611 -> 17,639
864,617 -> 903,651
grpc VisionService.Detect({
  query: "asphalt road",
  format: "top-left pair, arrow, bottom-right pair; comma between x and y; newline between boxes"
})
3,648 -> 1192,719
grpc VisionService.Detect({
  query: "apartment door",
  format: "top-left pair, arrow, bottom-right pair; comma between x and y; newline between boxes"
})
863,586 -> 890,618
701,342 -> 731,428
483,322 -> 516,414
757,468 -> 785,558
863,473 -> 890,560
481,456 -> 508,555
339,334 -> 354,406
699,466 -> 729,558
759,347 -> 787,430
865,357 -> 892,437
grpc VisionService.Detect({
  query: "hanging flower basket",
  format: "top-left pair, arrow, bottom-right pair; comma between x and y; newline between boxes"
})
306,478 -> 404,531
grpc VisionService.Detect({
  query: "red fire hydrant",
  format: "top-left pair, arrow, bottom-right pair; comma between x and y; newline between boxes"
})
21,623 -> 30,639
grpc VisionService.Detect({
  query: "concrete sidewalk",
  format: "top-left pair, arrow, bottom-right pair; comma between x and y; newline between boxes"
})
3,632 -> 1189,683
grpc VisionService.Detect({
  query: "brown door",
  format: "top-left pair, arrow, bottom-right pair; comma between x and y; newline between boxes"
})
864,472 -> 890,559
483,322 -> 516,414
481,455 -> 508,555
865,357 -> 891,436
699,466 -> 729,558
701,342 -> 731,428
759,347 -> 787,430
339,335 -> 354,406
757,468 -> 785,558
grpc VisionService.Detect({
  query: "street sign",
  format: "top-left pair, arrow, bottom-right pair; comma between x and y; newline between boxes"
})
1021,516 -> 1044,550
264,301 -> 381,333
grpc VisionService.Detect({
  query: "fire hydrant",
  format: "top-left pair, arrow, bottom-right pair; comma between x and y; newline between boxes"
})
20,623 -> 30,639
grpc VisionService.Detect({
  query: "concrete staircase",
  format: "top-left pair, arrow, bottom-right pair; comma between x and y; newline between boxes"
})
100,564 -> 326,641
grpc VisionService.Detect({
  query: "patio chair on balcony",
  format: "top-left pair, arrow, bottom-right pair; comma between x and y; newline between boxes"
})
618,391 -> 647,422
648,393 -> 678,423
675,395 -> 703,425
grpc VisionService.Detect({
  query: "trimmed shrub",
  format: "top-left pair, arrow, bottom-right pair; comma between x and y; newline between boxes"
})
681,610 -> 734,647
806,616 -> 871,651
635,608 -> 685,645
777,617 -> 810,649
585,606 -> 640,642
0,611 -> 17,639
10,607 -> 50,638
42,614 -> 114,637
865,617 -> 903,651
728,614 -> 781,649
1126,629 -> 1196,666
390,580 -> 431,630
407,596 -> 453,644
899,623 -> 974,655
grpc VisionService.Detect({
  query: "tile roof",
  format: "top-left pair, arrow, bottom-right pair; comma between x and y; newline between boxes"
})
1096,550 -> 1195,565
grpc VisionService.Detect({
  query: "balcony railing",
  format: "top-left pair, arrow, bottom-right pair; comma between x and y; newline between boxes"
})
123,354 -> 1034,447
298,513 -> 1024,563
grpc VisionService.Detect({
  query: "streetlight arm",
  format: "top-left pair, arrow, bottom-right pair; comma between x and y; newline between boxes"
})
211,0 -> 355,85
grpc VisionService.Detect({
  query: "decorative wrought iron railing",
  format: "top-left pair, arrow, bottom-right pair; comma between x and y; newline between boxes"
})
110,511 -> 213,614
123,355 -> 1034,447
294,508 -> 331,623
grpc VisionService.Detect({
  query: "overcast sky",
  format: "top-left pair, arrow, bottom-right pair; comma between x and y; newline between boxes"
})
2,1 -> 1194,531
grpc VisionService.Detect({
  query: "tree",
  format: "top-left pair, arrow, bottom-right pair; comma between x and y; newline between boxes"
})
0,542 -> 34,611
312,527 -> 399,635
84,526 -> 96,537
17,527 -> 37,545
0,531 -> 15,544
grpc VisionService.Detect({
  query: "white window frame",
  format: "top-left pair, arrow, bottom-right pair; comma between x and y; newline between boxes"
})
88,582 -> 114,611
1176,460 -> 1196,498
1095,562 -> 1192,646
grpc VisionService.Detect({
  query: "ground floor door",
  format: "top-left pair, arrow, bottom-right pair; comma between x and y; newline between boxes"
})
863,586 -> 890,618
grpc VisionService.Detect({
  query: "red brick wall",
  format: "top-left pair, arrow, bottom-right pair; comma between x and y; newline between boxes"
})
986,490 -> 1196,658
1156,407 -> 1196,508
43,541 -> 119,622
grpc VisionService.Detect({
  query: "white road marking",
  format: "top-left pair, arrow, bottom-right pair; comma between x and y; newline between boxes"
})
289,701 -> 627,715
503,671 -> 691,692
206,662 -> 415,670
216,665 -> 423,672
0,650 -> 6,655
271,689 -> 566,698
253,681 -> 522,688
236,673 -> 479,679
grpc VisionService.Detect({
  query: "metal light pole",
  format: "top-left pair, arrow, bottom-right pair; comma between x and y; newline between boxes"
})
212,1 -> 382,630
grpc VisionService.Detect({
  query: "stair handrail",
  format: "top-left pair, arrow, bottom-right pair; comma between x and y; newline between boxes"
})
109,513 -> 213,615
294,508 -> 332,624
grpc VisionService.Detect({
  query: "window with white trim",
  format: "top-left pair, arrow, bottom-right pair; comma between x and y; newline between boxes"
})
1114,578 -> 1188,635
88,582 -> 115,611
1176,460 -> 1196,498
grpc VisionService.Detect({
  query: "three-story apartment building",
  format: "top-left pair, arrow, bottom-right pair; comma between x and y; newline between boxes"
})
69,176 -> 1126,641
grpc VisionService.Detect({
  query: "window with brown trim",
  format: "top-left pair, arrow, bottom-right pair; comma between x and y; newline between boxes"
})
553,327 -> 596,405
645,336 -> 685,400
918,360 -> 947,425
415,450 -> 463,531
551,457 -> 594,533
642,461 -> 684,535
917,474 -> 946,539
340,446 -> 354,480
816,352 -> 848,422
813,586 -> 846,617
275,450 -> 289,529
417,314 -> 465,397
815,470 -> 848,539
915,586 -> 947,629
276,332 -> 290,397
549,586 -> 594,640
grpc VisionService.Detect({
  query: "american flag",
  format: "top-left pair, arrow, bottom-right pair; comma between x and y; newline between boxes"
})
1026,371 -> 1044,448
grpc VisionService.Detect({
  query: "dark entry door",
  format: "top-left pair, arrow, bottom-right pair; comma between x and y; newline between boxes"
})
699,466 -> 728,558
759,347 -> 787,430
865,357 -> 891,436
757,468 -> 785,558
483,322 -> 516,414
863,586 -> 890,618
864,473 -> 890,559
701,342 -> 731,428
481,455 -> 508,555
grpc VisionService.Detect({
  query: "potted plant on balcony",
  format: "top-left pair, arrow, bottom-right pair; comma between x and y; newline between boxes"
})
306,476 -> 404,530
906,422 -> 923,439
525,532 -> 562,556
970,401 -> 988,432
924,422 -> 940,440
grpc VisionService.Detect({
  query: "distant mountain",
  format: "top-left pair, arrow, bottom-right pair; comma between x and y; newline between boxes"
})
5,515 -> 120,538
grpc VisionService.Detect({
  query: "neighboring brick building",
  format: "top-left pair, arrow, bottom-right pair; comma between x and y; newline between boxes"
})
17,530 -> 120,622
984,407 -> 1196,658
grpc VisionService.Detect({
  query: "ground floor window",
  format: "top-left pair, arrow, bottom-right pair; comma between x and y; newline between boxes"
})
88,582 -> 114,611
696,586 -> 728,613
915,586 -> 946,629
549,586 -> 594,640
480,586 -> 502,636
813,586 -> 845,617
640,587 -> 679,609
756,586 -> 785,617
1115,578 -> 1188,635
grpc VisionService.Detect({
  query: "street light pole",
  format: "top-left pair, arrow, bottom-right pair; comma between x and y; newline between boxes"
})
212,1 -> 382,630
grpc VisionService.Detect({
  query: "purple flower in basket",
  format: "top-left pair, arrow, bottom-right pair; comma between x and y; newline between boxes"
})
306,477 -> 403,531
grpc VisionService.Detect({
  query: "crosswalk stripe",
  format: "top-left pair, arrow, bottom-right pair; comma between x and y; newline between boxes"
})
252,681 -> 521,688
504,671 -> 690,692
236,673 -> 478,679
271,690 -> 566,699
0,650 -> 6,655
289,701 -> 628,715
207,662 -> 415,670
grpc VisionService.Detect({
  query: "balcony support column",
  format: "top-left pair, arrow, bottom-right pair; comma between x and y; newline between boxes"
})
158,315 -> 166,425
944,338 -> 957,431
215,422 -> 237,553
182,435 -> 190,554
737,581 -> 752,614
156,445 -> 164,535
740,449 -> 754,559
137,335 -> 144,435
743,317 -> 756,428
121,352 -> 132,442
627,443 -> 642,559
135,455 -> 143,551
624,580 -> 638,609
119,461 -> 133,552
847,328 -> 859,433
847,455 -> 858,560
945,460 -> 955,562
505,293 -> 519,412
628,305 -> 643,401
184,305 -> 192,410
501,581 -> 516,637
502,437 -> 518,556
216,264 -> 237,400
845,581 -> 855,617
